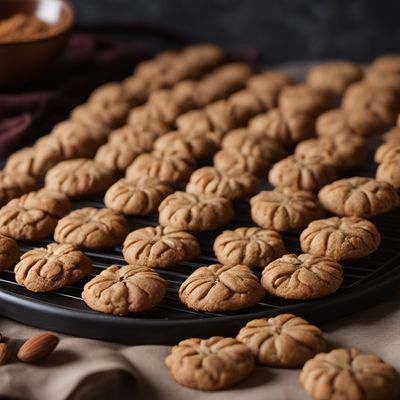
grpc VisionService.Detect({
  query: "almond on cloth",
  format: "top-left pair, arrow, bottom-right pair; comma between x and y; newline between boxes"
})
17,333 -> 59,363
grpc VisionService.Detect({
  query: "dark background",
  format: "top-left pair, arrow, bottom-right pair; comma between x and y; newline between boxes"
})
69,0 -> 400,66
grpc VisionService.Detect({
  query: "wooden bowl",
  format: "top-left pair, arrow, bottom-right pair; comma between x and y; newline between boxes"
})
0,0 -> 74,89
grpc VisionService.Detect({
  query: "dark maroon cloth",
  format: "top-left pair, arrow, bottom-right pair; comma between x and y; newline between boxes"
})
0,33 -> 144,158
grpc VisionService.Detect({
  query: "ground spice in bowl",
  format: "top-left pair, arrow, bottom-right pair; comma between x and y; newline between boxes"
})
0,13 -> 57,43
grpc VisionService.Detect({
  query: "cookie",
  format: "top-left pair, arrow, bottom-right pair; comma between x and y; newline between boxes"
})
248,108 -> 315,145
0,234 -> 19,271
295,134 -> 368,170
279,84 -> 332,117
213,227 -> 285,268
108,124 -> 158,148
45,159 -> 116,197
54,207 -> 128,249
375,141 -> 400,163
15,243 -> 92,292
383,127 -> 400,142
94,143 -> 143,172
126,151 -> 196,184
104,177 -> 173,215
306,61 -> 363,96
0,171 -> 38,207
0,190 -> 72,240
165,337 -> 255,391
365,67 -> 400,93
250,188 -> 325,232
371,54 -> 400,74
300,216 -> 381,261
376,157 -> 400,190
261,253 -> 343,300
236,314 -> 326,367
82,265 -> 166,315
186,166 -> 257,200
159,191 -> 234,231
268,154 -> 338,192
179,264 -> 265,312
123,225 -> 200,268
318,177 -> 399,217
300,349 -> 400,400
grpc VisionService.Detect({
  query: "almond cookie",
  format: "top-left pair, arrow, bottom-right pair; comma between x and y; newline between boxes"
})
159,191 -> 234,231
82,265 -> 166,315
261,253 -> 343,300
179,264 -> 265,312
306,61 -> 363,96
236,314 -> 326,367
300,348 -> 400,400
45,159 -> 116,197
250,188 -> 325,232
165,336 -> 255,391
375,141 -> 400,163
295,134 -> 368,170
15,243 -> 92,292
0,190 -> 72,240
186,166 -> 257,200
376,157 -> 400,189
54,207 -> 128,249
213,227 -> 285,268
104,177 -> 173,215
123,225 -> 200,268
0,234 -> 19,270
268,154 -> 338,192
318,177 -> 399,217
279,84 -> 332,117
0,171 -> 38,207
249,108 -> 315,145
126,151 -> 196,184
300,216 -> 381,261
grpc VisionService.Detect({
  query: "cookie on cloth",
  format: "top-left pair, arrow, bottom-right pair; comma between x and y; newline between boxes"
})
54,207 -> 128,249
300,216 -> 381,261
0,234 -> 19,271
123,225 -> 200,268
165,336 -> 255,391
82,264 -> 166,315
261,253 -> 343,300
236,314 -> 326,367
213,227 -> 285,268
15,243 -> 92,292
0,171 -> 38,207
179,263 -> 265,312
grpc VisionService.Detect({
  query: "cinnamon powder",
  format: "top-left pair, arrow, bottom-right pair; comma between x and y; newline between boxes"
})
0,13 -> 57,43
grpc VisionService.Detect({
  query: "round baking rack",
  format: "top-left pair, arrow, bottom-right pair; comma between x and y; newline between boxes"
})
1,65 -> 400,345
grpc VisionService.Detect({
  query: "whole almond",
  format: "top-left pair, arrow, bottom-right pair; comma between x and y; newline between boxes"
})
17,333 -> 59,363
0,343 -> 11,366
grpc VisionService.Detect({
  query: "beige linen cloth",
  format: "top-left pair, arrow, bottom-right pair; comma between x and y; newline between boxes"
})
0,289 -> 397,400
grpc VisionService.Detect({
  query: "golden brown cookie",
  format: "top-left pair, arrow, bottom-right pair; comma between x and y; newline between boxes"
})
108,124 -> 158,148
300,216 -> 381,261
383,126 -> 400,142
318,177 -> 399,217
179,264 -> 265,312
82,265 -> 166,315
0,171 -> 38,207
376,157 -> 400,189
306,61 -> 363,96
279,84 -> 332,116
123,225 -> 200,268
213,227 -> 285,268
94,142 -> 143,172
261,253 -> 343,300
15,243 -> 92,292
126,151 -> 196,184
295,134 -> 368,170
0,234 -> 19,271
0,190 -> 72,240
45,158 -> 116,197
375,141 -> 400,163
186,166 -> 257,200
300,349 -> 400,400
248,108 -> 315,145
236,314 -> 326,367
268,154 -> 338,192
54,207 -> 128,249
365,67 -> 400,93
250,188 -> 325,232
165,336 -> 255,391
159,191 -> 234,231
104,177 -> 173,215
371,54 -> 400,74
